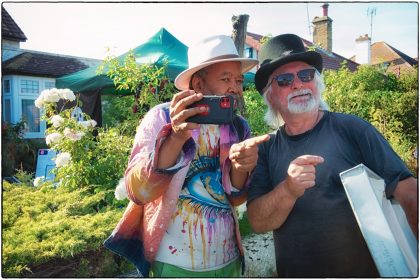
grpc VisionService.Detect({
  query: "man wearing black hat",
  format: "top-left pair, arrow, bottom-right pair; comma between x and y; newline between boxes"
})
246,34 -> 417,277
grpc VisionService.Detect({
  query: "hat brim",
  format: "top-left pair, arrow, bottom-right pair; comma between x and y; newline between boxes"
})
255,51 -> 323,94
175,57 -> 259,90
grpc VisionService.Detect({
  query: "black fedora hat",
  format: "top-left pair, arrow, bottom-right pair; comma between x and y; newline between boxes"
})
255,34 -> 323,94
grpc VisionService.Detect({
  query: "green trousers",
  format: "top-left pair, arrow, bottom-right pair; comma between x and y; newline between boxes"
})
149,258 -> 241,277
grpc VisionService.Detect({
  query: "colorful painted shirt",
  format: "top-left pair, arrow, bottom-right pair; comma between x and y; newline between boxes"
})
104,103 -> 251,276
155,124 -> 239,270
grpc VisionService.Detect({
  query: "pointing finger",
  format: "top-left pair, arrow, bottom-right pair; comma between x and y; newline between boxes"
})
292,155 -> 324,166
243,134 -> 270,148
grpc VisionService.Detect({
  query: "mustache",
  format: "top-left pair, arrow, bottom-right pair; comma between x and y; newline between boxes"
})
287,89 -> 313,102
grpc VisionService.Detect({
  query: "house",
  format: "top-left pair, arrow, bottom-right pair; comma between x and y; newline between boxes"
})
1,7 -> 101,138
350,34 -> 418,76
244,4 -> 360,72
244,4 -> 359,73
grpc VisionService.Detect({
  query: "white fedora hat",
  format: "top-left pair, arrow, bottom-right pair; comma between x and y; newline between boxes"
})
174,35 -> 258,90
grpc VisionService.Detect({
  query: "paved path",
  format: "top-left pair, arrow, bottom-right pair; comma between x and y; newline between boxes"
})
242,232 -> 277,277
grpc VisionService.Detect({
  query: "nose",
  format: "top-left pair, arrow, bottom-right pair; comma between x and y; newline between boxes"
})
291,74 -> 304,89
227,81 -> 243,95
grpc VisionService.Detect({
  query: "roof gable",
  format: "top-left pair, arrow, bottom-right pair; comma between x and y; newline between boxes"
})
372,41 -> 418,66
2,6 -> 27,42
246,32 -> 359,72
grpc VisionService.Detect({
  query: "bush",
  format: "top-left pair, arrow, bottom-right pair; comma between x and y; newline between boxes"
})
2,121 -> 49,178
1,181 -> 133,277
324,65 -> 418,175
243,85 -> 271,136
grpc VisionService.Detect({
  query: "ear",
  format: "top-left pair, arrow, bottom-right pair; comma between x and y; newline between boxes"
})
266,87 -> 274,104
191,75 -> 203,92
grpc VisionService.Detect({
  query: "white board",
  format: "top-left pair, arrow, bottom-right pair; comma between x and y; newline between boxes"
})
339,164 -> 417,277
35,149 -> 57,181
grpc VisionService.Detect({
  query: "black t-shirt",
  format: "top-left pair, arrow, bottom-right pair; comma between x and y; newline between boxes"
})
247,111 -> 412,277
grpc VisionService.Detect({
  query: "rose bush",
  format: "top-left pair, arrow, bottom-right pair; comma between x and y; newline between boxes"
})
34,88 -> 132,201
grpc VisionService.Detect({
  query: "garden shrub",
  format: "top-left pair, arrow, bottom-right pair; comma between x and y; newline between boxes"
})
2,121 -> 49,177
1,181 -> 132,277
324,65 -> 418,175
243,84 -> 272,136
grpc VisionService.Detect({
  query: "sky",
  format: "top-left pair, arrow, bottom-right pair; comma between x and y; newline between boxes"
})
3,1 -> 419,60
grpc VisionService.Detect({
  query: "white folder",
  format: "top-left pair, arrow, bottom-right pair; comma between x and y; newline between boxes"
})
339,164 -> 418,277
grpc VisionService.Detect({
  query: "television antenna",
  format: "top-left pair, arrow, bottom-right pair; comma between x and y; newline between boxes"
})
367,7 -> 377,41
306,3 -> 312,37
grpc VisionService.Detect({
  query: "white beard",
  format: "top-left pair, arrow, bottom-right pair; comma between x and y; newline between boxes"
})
287,89 -> 318,114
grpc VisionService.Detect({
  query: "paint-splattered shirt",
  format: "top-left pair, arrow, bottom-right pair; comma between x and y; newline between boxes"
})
155,124 -> 239,270
104,103 -> 251,276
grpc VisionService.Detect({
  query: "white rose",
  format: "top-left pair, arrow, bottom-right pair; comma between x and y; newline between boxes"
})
50,115 -> 64,128
45,132 -> 63,145
33,176 -> 44,187
60,88 -> 76,101
35,94 -> 45,108
64,127 -> 85,141
80,119 -> 97,129
114,177 -> 128,200
236,203 -> 247,220
44,88 -> 61,103
55,152 -> 71,167
89,120 -> 97,127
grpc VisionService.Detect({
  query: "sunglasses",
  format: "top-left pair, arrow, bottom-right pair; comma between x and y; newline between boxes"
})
271,68 -> 316,87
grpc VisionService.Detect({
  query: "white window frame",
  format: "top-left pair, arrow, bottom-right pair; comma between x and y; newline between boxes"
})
2,75 -> 56,138
44,81 -> 55,89
18,96 -> 45,139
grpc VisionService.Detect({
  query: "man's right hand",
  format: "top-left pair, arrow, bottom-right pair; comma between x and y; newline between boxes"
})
169,90 -> 206,142
284,155 -> 324,198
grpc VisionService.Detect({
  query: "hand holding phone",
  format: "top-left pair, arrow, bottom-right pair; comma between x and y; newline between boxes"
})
186,95 -> 235,124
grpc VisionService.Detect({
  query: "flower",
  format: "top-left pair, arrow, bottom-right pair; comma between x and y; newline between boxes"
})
34,93 -> 45,108
63,127 -> 85,141
33,176 -> 44,187
43,88 -> 61,103
35,88 -> 76,109
114,177 -> 128,200
55,152 -> 72,167
51,115 -> 64,127
236,203 -> 247,220
46,132 -> 63,145
79,119 -> 97,129
59,88 -> 76,101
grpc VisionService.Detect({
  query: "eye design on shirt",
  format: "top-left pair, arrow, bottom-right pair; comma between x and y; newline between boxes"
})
182,171 -> 229,209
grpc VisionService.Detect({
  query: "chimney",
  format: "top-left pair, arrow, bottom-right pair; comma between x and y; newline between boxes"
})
322,3 -> 329,16
355,34 -> 371,64
312,3 -> 333,52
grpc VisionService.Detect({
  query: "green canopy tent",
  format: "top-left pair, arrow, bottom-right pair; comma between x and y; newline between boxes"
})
56,27 -> 188,95
55,28 -> 188,125
55,28 -> 256,125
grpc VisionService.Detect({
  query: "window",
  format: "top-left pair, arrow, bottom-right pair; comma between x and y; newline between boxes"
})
20,80 -> 39,94
4,99 -> 11,123
45,81 -> 55,89
3,79 -> 11,93
244,47 -> 253,58
21,99 -> 40,133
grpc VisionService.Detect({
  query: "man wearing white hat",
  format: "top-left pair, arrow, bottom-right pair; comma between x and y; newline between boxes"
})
104,35 -> 269,277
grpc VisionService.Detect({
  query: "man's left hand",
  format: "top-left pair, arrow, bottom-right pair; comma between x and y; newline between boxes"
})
229,134 -> 270,173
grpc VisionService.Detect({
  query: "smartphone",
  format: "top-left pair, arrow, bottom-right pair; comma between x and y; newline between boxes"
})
186,95 -> 235,124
